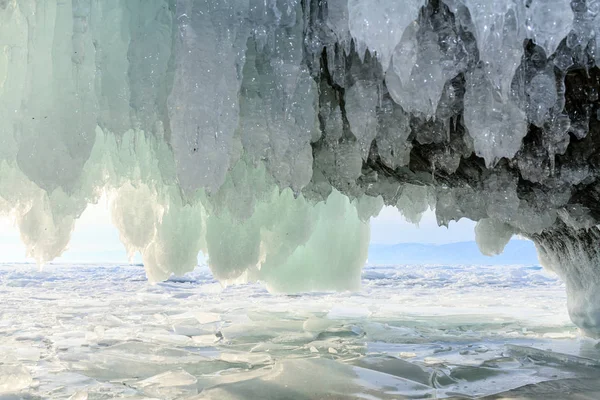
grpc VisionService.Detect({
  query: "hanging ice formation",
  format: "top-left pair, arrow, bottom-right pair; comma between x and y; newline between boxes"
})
2,0 -> 600,336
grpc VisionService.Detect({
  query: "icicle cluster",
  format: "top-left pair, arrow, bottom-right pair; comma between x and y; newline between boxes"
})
1,0 -> 600,333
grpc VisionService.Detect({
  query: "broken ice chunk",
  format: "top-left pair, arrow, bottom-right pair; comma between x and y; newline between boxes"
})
0,365 -> 32,394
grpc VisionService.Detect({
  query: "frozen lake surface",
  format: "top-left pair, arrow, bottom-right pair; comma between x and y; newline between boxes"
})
0,263 -> 599,399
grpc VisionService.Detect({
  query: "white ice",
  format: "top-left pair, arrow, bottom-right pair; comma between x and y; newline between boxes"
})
1,261 -> 598,399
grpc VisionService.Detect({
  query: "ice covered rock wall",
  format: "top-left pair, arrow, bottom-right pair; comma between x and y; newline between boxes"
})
534,225 -> 600,338
1,0 -> 600,334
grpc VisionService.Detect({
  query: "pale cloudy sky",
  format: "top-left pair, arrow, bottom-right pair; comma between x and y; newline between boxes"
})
0,201 -> 476,263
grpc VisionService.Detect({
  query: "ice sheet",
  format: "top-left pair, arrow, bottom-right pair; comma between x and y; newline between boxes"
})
0,262 -> 598,399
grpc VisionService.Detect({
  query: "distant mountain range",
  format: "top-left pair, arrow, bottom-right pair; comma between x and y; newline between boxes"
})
367,240 -> 539,266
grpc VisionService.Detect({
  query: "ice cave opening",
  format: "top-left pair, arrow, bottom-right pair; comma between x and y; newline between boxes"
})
1,193 -> 597,399
1,4 -> 600,396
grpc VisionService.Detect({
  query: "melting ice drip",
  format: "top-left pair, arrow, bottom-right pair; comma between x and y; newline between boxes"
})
1,0 -> 600,335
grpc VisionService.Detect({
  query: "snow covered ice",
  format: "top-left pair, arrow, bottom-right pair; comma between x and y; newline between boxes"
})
1,262 -> 600,399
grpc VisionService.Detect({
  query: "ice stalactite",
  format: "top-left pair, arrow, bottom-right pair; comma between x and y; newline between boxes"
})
2,0 -> 600,334
475,218 -> 514,256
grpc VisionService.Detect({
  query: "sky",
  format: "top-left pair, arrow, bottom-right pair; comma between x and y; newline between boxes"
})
370,206 -> 476,245
0,200 -> 477,264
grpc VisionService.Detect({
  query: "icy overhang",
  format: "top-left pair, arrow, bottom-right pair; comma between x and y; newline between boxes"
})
1,0 -> 600,335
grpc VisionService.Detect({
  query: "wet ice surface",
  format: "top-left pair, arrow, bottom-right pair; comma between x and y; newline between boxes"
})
0,263 -> 599,399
